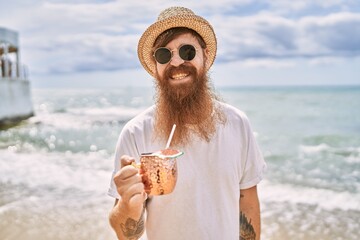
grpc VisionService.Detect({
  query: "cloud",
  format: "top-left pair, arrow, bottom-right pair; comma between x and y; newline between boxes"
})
0,0 -> 359,76
263,0 -> 359,14
215,12 -> 360,62
213,14 -> 297,61
240,59 -> 295,68
4,1 -> 153,74
299,12 -> 360,57
308,57 -> 346,66
26,32 -> 139,74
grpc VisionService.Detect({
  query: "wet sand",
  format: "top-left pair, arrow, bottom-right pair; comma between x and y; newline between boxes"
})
0,192 -> 116,240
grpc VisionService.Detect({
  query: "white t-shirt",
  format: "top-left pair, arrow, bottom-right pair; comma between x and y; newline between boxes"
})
108,101 -> 266,240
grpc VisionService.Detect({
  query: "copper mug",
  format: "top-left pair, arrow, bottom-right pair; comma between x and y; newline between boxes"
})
134,150 -> 183,196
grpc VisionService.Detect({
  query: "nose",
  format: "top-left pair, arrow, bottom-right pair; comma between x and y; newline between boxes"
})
169,52 -> 184,67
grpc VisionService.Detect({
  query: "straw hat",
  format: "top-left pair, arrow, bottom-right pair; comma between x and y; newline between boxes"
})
137,6 -> 217,77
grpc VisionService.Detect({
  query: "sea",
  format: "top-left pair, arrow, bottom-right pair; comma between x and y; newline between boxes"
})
0,85 -> 359,240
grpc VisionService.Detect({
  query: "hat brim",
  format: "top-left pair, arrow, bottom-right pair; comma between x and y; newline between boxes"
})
138,15 -> 217,77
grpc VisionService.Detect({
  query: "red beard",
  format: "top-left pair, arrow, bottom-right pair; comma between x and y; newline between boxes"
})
154,63 -> 225,147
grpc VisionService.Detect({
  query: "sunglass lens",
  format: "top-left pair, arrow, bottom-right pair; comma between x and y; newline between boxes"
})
154,48 -> 171,64
179,45 -> 196,61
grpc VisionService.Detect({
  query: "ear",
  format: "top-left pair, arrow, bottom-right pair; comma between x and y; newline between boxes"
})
203,48 -> 210,69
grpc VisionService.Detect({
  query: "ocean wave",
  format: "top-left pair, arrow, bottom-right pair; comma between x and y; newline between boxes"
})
259,180 -> 360,211
0,150 -> 112,195
66,106 -> 142,119
299,143 -> 330,154
262,144 -> 359,194
299,143 -> 360,161
3,149 -> 357,212
29,106 -> 144,129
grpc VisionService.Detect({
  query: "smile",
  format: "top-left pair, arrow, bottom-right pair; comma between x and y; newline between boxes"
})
171,73 -> 189,80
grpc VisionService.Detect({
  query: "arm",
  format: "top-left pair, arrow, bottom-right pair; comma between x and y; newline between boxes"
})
239,185 -> 261,240
109,155 -> 147,240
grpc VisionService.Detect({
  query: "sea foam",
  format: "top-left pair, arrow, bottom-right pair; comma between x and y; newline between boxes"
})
259,180 -> 360,211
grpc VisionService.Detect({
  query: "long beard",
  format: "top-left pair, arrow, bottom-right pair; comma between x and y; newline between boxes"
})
154,63 -> 225,147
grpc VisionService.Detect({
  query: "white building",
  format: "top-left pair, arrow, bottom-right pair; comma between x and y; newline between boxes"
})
0,27 -> 33,128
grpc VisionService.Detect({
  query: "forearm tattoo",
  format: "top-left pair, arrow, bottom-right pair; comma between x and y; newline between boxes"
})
239,211 -> 256,240
120,209 -> 145,240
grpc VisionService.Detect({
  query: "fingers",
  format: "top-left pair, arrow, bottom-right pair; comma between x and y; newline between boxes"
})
118,165 -> 139,180
121,181 -> 145,203
120,155 -> 135,168
129,191 -> 148,207
114,155 -> 146,206
113,166 -> 142,195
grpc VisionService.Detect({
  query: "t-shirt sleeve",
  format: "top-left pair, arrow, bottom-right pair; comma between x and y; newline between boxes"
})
239,114 -> 267,189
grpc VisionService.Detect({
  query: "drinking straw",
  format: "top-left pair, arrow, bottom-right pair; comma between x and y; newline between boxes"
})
165,124 -> 176,149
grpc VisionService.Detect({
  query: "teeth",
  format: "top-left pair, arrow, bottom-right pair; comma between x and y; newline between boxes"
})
171,73 -> 188,80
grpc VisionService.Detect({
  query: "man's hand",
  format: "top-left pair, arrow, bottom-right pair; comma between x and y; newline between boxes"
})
109,155 -> 147,240
114,155 -> 147,218
113,155 -> 147,212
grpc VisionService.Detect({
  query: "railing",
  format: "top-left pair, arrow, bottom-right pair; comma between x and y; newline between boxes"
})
0,61 -> 29,80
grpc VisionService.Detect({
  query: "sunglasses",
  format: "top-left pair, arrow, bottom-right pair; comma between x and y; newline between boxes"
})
153,44 -> 197,64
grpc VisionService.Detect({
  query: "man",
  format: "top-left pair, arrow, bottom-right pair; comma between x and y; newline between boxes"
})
108,6 -> 266,240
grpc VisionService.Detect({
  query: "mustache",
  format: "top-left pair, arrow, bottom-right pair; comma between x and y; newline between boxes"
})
164,63 -> 197,79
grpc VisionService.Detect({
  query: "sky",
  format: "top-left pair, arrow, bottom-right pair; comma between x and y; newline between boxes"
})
0,0 -> 359,88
